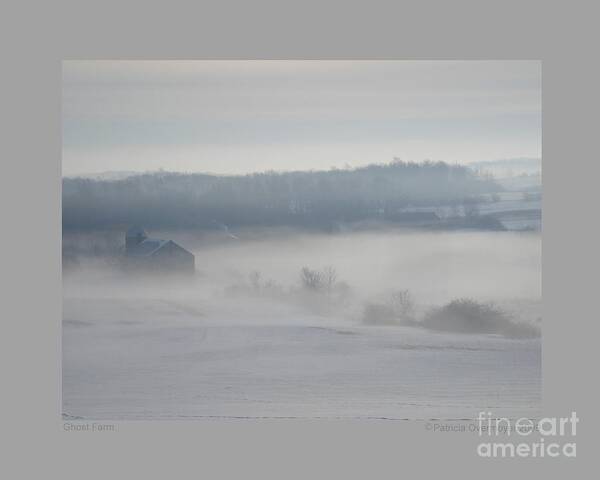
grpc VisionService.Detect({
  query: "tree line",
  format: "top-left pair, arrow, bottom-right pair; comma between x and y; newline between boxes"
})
62,160 -> 500,231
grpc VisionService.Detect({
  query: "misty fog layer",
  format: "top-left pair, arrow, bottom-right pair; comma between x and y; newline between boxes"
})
194,230 -> 540,307
65,229 -> 540,312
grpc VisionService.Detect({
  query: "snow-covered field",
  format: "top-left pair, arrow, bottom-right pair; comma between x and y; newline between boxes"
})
62,230 -> 541,420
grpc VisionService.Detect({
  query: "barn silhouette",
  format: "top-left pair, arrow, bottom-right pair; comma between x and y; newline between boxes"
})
124,226 -> 195,274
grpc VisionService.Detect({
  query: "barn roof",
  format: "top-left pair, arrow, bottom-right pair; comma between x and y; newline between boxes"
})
126,238 -> 170,257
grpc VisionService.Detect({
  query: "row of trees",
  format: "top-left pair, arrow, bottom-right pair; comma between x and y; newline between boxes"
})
63,160 -> 501,231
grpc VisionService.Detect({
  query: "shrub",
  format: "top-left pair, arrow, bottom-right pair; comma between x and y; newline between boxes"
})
422,298 -> 539,337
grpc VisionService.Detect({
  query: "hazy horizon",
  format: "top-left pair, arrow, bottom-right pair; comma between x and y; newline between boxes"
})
62,60 -> 541,177
63,157 -> 542,180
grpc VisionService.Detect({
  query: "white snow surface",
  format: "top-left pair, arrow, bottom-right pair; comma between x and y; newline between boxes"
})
63,296 -> 540,421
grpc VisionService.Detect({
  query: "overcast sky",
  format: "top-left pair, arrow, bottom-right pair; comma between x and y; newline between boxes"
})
62,60 -> 541,176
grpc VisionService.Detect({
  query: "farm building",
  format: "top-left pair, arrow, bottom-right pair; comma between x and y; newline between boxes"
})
124,226 -> 195,274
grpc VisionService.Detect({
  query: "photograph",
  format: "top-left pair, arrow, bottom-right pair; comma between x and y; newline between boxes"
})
61,60 -> 542,421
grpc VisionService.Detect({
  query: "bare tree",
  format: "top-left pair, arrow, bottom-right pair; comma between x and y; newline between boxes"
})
300,266 -> 338,295
300,267 -> 324,291
389,289 -> 415,321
